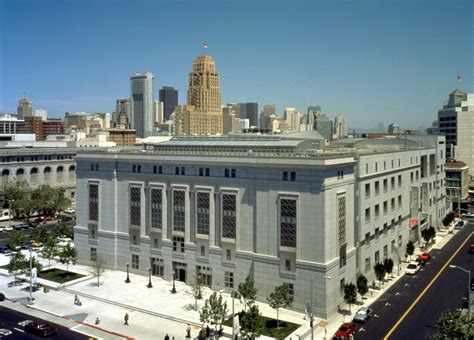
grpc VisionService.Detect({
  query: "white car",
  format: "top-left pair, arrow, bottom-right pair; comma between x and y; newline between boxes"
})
65,208 -> 75,214
406,261 -> 421,275
3,225 -> 13,232
463,212 -> 474,218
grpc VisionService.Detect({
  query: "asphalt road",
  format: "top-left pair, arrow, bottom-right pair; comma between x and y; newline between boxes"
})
0,305 -> 88,339
355,219 -> 473,340
0,219 -> 74,246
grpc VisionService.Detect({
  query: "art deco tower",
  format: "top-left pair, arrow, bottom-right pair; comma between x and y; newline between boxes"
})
174,54 -> 222,135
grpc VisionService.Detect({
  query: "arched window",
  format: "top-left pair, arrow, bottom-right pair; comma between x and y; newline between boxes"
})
44,167 -> 51,183
1,169 -> 10,188
31,168 -> 38,184
69,165 -> 76,181
57,166 -> 64,182
16,168 -> 25,181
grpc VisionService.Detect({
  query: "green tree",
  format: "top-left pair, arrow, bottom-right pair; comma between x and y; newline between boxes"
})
405,241 -> 415,260
3,180 -> 33,217
373,263 -> 386,287
383,258 -> 394,278
442,216 -> 449,228
356,274 -> 369,302
267,284 -> 293,329
89,256 -> 106,287
6,230 -> 25,251
30,228 -> 50,245
237,275 -> 258,312
41,238 -> 58,269
51,224 -> 73,240
343,283 -> 357,313
199,292 -> 228,332
31,185 -> 70,216
7,252 -> 28,280
240,304 -> 265,338
431,309 -> 473,339
58,242 -> 77,274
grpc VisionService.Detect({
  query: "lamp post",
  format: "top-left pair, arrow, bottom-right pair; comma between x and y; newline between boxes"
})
310,276 -> 331,340
28,245 -> 34,305
125,263 -> 130,283
147,268 -> 153,288
171,272 -> 177,294
449,265 -> 471,320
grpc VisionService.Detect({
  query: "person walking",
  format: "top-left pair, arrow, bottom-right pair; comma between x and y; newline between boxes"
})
124,313 -> 129,325
186,324 -> 191,338
95,317 -> 100,325
164,334 -> 170,340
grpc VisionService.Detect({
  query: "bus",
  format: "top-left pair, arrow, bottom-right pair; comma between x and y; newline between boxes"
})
0,209 -> 13,222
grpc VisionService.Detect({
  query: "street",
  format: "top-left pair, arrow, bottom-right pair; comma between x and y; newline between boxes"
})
355,219 -> 473,339
0,219 -> 74,246
0,306 -> 88,339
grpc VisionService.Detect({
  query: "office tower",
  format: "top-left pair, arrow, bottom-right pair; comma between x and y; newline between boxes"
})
159,86 -> 178,121
154,101 -> 164,124
238,103 -> 258,128
438,89 -> 474,175
114,99 -> 130,125
222,104 -> 239,135
334,114 -> 348,139
308,105 -> 321,116
259,104 -> 276,129
174,54 -> 222,135
33,109 -> 47,121
314,114 -> 333,140
17,98 -> 33,120
283,107 -> 300,131
130,72 -> 154,138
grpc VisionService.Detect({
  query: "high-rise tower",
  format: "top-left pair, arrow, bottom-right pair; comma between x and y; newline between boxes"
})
130,72 -> 154,138
159,86 -> 178,121
17,98 -> 33,120
174,54 -> 222,135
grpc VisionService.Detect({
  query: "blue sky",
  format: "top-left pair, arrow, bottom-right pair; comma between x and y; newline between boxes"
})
0,0 -> 472,129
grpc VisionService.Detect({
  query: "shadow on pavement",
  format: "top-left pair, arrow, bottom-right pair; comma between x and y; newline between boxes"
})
64,313 -> 88,322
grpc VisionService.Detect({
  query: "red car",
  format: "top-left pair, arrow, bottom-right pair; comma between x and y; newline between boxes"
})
468,244 -> 474,254
334,322 -> 357,339
418,252 -> 431,261
25,321 -> 58,337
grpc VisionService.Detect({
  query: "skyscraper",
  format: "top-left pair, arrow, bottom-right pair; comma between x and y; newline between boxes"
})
238,103 -> 258,128
114,99 -> 130,126
314,114 -> 333,140
17,98 -> 33,120
259,104 -> 276,129
130,72 -> 154,138
174,54 -> 222,135
154,100 -> 164,124
334,113 -> 348,139
159,86 -> 178,121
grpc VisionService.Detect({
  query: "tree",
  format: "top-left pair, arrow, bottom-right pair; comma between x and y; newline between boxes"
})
356,274 -> 369,302
31,185 -> 70,216
89,256 -> 106,287
267,284 -> 293,329
51,224 -> 73,240
30,228 -> 50,245
237,275 -> 258,312
6,230 -> 25,251
343,283 -> 357,313
431,309 -> 473,339
383,258 -> 394,278
190,274 -> 203,310
442,216 -> 449,228
41,238 -> 58,269
199,292 -> 228,332
7,252 -> 28,280
373,263 -> 386,287
240,304 -> 265,338
3,180 -> 33,218
58,242 -> 77,274
405,241 -> 415,260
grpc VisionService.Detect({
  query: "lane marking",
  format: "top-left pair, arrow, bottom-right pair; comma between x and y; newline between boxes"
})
13,327 -> 24,332
384,231 -> 473,340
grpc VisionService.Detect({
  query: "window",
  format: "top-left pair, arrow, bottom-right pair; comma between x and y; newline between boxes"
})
365,208 -> 370,223
172,236 -> 185,253
222,194 -> 236,238
201,245 -> 205,256
365,232 -> 370,246
337,170 -> 344,179
197,192 -> 210,235
391,177 -> 395,190
391,240 -> 396,254
383,201 -> 388,215
398,195 -> 402,208
284,283 -> 294,298
197,266 -> 212,287
340,243 -> 347,268
226,249 -> 232,261
151,258 -> 164,277
173,191 -> 185,232
410,172 -> 414,183
225,271 -> 234,288
132,234 -> 138,245
290,171 -> 296,181
365,183 -> 370,198
153,238 -> 158,248
130,187 -> 141,226
90,247 -> 97,262
365,257 -> 371,272
365,164 -> 369,174
69,166 -> 75,181
89,184 -> 99,221
153,165 -> 162,174
132,254 -> 139,269
375,251 -> 380,264
151,189 -> 162,229
30,168 -> 38,184
280,199 -> 297,247
44,167 -> 51,183
199,168 -> 204,176
132,164 -> 141,173
285,259 -> 291,271
383,245 -> 388,259
384,161 -> 386,170
338,195 -> 346,245
57,166 -> 64,182
231,169 -> 236,178
375,204 -> 380,219
391,198 -> 395,211
383,179 -> 388,192
398,175 -> 402,187
181,167 -> 185,175
175,167 -> 179,175
205,168 -> 210,176
375,181 -> 380,195
283,171 -> 288,181
339,279 -> 345,295
375,228 -> 379,240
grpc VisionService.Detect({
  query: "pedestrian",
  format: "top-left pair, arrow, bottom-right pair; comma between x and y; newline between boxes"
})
124,313 -> 129,325
95,317 -> 100,325
164,334 -> 170,340
186,324 -> 191,338
206,324 -> 210,337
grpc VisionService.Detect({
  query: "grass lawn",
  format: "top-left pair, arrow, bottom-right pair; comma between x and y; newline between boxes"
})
224,312 -> 299,339
38,268 -> 85,283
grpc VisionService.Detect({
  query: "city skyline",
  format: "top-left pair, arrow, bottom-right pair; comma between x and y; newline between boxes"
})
0,0 -> 472,129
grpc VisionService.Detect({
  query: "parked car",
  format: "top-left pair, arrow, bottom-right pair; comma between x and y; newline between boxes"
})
25,321 -> 58,337
3,225 -> 13,232
334,322 -> 357,339
406,261 -> 421,275
57,215 -> 74,223
64,208 -> 75,214
469,244 -> 474,254
463,212 -> 474,218
417,252 -> 431,261
26,220 -> 39,228
353,306 -> 373,323
415,257 -> 427,267
454,221 -> 464,230
14,222 -> 29,230
0,246 -> 12,254
0,293 -> 5,301
31,240 -> 43,248
40,215 -> 54,222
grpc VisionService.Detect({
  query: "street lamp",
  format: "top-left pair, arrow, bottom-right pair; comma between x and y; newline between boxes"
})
171,272 -> 177,294
449,265 -> 471,320
125,263 -> 130,283
310,276 -> 332,340
147,268 -> 153,288
28,245 -> 34,305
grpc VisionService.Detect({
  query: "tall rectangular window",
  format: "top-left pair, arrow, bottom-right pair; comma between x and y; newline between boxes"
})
338,195 -> 346,245
151,188 -> 162,229
130,187 -> 141,226
90,247 -> 97,262
197,192 -> 210,235
225,271 -> 234,288
89,184 -> 99,221
222,194 -> 236,238
280,199 -> 297,247
173,190 -> 185,232
132,254 -> 139,269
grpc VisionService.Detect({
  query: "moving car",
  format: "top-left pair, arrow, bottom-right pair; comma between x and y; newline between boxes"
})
334,323 -> 357,339
463,212 -> 474,218
406,261 -> 421,275
417,252 -> 431,261
468,244 -> 474,254
25,321 -> 58,337
353,306 -> 373,323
